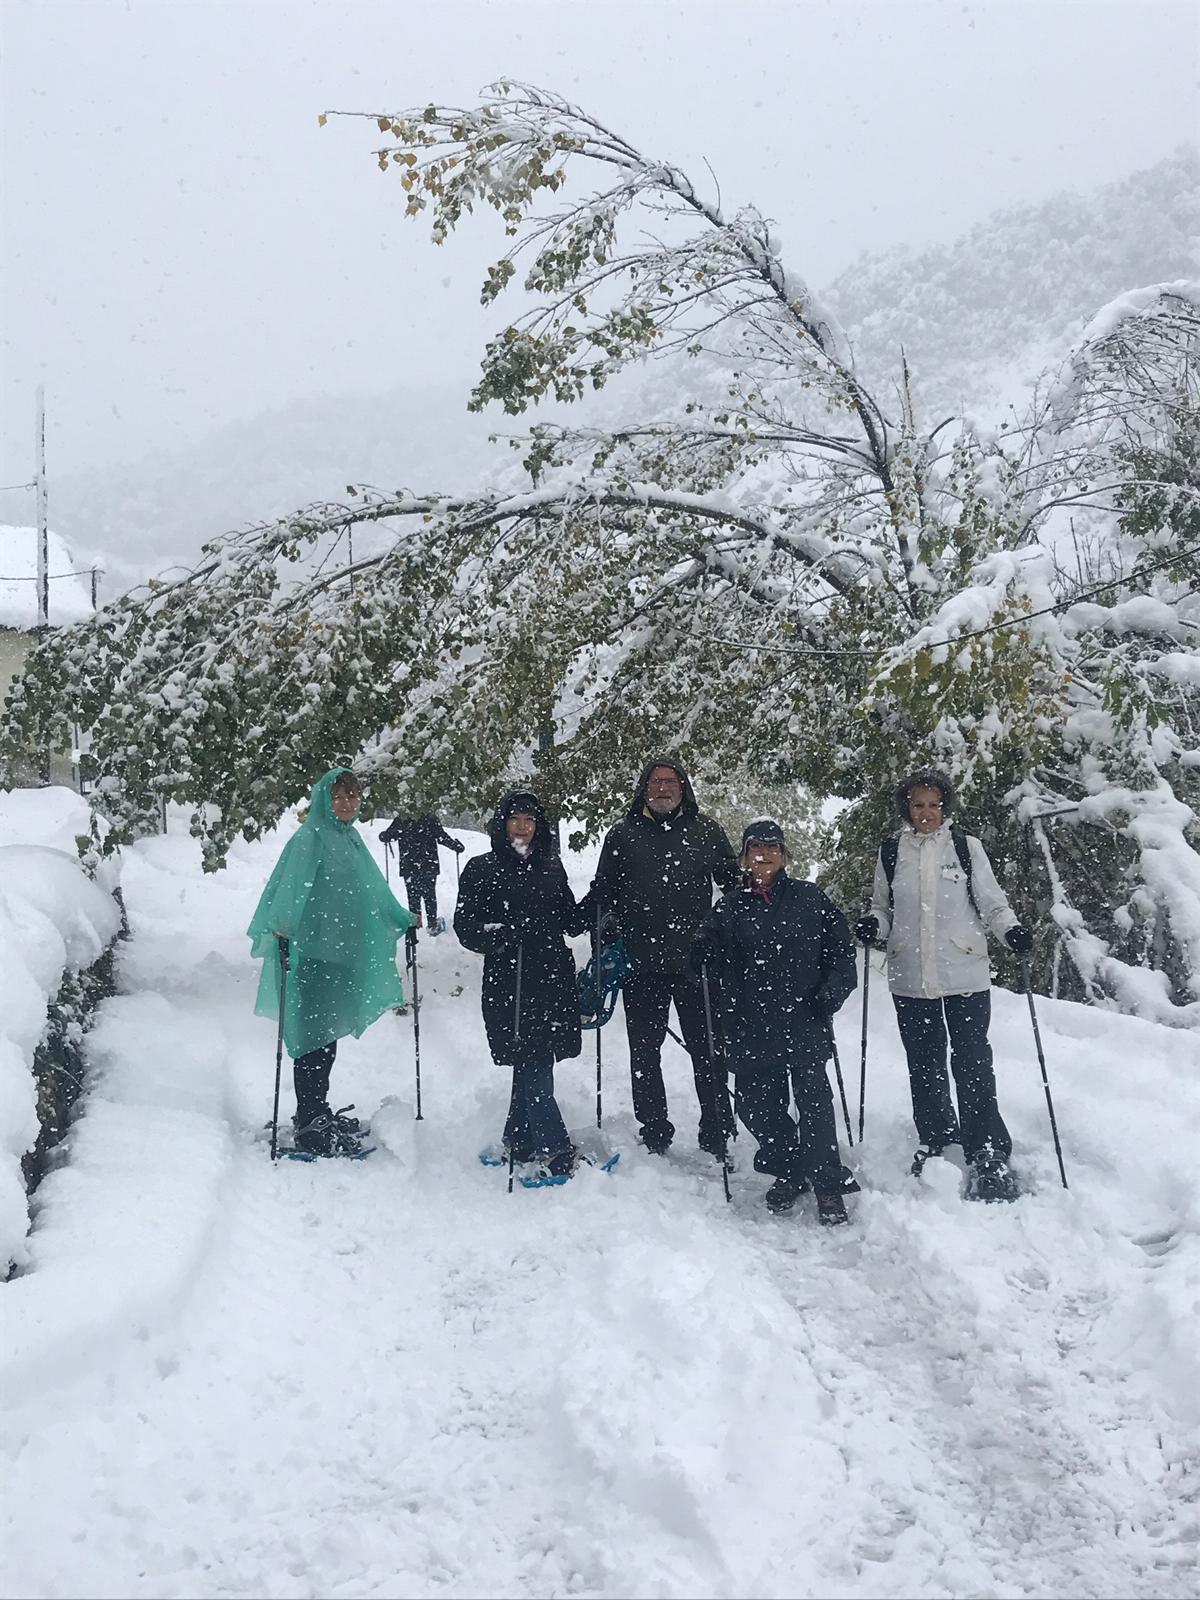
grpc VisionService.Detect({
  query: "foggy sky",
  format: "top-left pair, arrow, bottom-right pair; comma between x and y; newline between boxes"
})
2,0 -> 1196,484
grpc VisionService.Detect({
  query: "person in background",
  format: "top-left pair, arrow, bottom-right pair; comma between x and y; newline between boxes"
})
691,820 -> 858,1223
379,811 -> 464,935
855,768 -> 1031,1203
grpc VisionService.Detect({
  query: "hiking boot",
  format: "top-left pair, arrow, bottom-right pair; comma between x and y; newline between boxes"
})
639,1122 -> 674,1156
816,1190 -> 850,1226
967,1153 -> 1019,1204
765,1177 -> 804,1214
544,1146 -> 579,1180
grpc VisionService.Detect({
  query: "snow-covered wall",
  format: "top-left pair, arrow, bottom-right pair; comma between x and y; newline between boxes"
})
0,789 -> 122,1271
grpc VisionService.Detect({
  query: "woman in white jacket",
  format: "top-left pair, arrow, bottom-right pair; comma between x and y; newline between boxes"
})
855,770 -> 1032,1202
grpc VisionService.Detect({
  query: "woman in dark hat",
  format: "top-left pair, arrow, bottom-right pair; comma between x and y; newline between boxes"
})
454,790 -> 588,1178
690,819 -> 858,1222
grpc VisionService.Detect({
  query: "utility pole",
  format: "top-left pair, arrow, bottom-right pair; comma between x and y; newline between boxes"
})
35,385 -> 48,631
34,386 -> 50,782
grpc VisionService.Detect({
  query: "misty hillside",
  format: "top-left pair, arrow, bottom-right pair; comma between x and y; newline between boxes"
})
825,148 -> 1199,422
39,150 -> 1199,596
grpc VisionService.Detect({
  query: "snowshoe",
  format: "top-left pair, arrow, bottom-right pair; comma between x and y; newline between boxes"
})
765,1177 -> 805,1215
330,1104 -> 365,1138
816,1190 -> 850,1227
911,1143 -> 948,1178
838,1165 -> 861,1195
578,938 -> 631,1028
965,1154 -> 1020,1204
292,1110 -> 368,1160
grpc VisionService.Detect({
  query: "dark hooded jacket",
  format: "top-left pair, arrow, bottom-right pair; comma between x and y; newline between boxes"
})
693,871 -> 857,1069
588,758 -> 740,975
380,813 -> 460,878
454,791 -> 587,1065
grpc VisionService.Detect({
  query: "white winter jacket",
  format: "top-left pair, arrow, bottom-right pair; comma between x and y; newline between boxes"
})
870,823 -> 1018,999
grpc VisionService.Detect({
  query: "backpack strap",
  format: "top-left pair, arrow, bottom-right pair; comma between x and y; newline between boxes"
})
881,835 -> 899,912
950,826 -> 981,919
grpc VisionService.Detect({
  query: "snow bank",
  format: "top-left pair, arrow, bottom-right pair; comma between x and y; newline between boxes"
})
0,788 -> 122,1270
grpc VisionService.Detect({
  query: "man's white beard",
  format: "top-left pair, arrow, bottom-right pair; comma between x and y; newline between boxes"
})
647,797 -> 677,816
511,838 -> 532,858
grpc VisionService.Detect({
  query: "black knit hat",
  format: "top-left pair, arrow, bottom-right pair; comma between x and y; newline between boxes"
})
741,818 -> 786,853
895,769 -> 956,822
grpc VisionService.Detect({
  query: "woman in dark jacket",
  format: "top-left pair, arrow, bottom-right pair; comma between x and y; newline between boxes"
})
691,819 -> 858,1222
454,789 -> 587,1177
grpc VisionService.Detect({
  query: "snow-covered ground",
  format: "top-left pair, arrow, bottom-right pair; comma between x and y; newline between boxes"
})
0,788 -> 122,1270
2,814 -> 1197,1599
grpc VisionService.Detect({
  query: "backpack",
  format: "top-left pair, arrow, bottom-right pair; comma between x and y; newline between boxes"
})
881,826 -> 980,919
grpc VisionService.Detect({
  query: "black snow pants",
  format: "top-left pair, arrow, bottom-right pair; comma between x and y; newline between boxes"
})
622,969 -> 734,1152
294,1040 -> 338,1125
893,990 -> 1012,1162
736,1055 -> 842,1191
404,874 -> 439,926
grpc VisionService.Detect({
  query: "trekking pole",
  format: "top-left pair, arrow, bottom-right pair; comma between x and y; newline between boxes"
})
595,903 -> 603,1129
830,1037 -> 854,1148
384,840 -> 391,885
1023,957 -> 1069,1189
508,942 -> 524,1195
270,937 -> 290,1161
700,965 -> 732,1204
858,940 -> 871,1142
407,929 -> 423,1121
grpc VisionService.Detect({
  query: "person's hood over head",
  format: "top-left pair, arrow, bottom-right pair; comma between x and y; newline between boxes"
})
305,767 -> 359,831
488,788 -> 558,859
627,756 -> 698,820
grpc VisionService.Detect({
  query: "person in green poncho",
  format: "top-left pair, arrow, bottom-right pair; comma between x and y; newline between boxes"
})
248,768 -> 418,1156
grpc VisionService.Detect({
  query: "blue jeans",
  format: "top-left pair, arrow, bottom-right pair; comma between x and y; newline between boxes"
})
503,1054 -> 571,1161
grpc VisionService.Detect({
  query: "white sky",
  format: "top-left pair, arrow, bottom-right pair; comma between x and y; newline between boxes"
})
2,0 -> 1197,478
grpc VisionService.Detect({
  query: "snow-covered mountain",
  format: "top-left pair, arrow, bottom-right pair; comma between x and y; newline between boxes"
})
825,147 -> 1199,423
23,149 -> 1198,598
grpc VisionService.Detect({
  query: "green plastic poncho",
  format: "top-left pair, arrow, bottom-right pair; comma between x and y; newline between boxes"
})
247,768 -> 416,1058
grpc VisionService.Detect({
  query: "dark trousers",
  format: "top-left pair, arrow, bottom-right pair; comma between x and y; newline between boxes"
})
503,1054 -> 571,1160
293,1041 -> 337,1124
736,1057 -> 842,1190
404,875 -> 438,924
893,991 -> 1012,1162
622,970 -> 733,1150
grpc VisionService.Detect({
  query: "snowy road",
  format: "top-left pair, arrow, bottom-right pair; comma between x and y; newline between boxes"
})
2,824 -> 1197,1599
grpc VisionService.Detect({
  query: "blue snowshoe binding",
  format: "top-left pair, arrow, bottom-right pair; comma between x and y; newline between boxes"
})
577,937 -> 631,1028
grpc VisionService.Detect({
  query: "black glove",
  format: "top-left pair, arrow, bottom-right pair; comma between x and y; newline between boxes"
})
486,925 -> 518,954
689,928 -> 720,976
404,925 -> 418,951
1005,924 -> 1033,955
854,915 -> 879,946
454,841 -> 465,853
